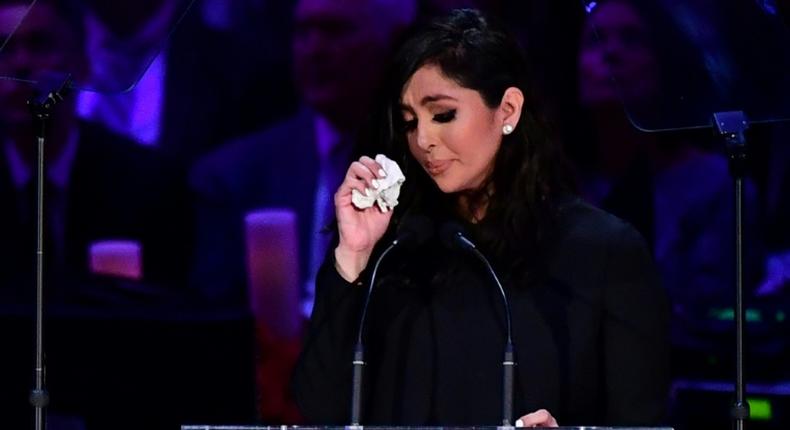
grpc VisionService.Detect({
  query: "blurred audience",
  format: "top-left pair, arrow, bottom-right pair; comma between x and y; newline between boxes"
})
570,0 -> 765,349
0,0 -> 191,307
1,0 -> 789,426
758,121 -> 790,297
76,0 -> 297,165
189,0 -> 417,312
188,0 -> 416,422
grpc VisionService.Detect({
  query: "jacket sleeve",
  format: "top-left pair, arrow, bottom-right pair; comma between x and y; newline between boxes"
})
291,253 -> 368,424
602,222 -> 670,425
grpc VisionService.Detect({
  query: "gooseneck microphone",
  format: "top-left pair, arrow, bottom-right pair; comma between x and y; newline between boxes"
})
440,222 -> 517,427
349,215 -> 433,426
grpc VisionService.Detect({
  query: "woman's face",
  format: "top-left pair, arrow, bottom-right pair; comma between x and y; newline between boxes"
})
400,64 -> 504,193
578,0 -> 660,106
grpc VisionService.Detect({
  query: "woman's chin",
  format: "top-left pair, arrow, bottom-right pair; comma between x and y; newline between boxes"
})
433,178 -> 463,194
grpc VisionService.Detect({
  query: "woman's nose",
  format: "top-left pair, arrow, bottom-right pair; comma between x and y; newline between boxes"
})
415,124 -> 433,151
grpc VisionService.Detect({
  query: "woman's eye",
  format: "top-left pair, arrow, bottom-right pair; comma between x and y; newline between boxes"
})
433,109 -> 456,123
402,118 -> 418,132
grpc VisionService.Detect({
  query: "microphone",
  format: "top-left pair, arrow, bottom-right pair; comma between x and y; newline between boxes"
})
350,215 -> 433,426
440,222 -> 517,427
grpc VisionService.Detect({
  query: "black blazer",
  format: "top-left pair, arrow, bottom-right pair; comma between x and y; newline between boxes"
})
189,108 -> 321,305
159,7 -> 297,165
292,198 -> 670,426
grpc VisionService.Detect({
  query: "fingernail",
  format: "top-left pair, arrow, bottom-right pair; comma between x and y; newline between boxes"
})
515,419 -> 524,428
378,169 -> 386,177
372,179 -> 380,189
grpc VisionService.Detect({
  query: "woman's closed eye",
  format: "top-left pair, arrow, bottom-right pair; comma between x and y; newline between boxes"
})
402,118 -> 418,132
401,109 -> 456,132
433,109 -> 456,123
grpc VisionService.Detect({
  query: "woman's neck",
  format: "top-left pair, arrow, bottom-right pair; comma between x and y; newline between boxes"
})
456,185 -> 492,224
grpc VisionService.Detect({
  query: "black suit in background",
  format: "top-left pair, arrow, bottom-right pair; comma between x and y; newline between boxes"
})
0,121 -> 192,307
189,108 -> 326,306
78,1 -> 298,168
153,2 -> 297,166
292,198 -> 670,426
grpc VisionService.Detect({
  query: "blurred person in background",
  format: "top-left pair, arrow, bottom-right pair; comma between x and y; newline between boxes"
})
0,1 -> 192,427
77,0 -> 297,165
0,0 -> 191,307
571,0 -> 764,353
190,0 -> 417,312
188,0 -> 417,422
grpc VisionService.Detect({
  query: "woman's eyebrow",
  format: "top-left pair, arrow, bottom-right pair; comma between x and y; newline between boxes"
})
420,94 -> 457,105
401,94 -> 458,111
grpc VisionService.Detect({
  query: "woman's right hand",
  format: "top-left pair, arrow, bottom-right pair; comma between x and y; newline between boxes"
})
333,156 -> 394,281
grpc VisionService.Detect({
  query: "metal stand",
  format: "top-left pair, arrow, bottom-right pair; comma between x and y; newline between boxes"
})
713,111 -> 751,430
26,74 -> 72,430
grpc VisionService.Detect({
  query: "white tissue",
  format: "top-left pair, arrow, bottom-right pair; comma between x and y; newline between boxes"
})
351,154 -> 405,212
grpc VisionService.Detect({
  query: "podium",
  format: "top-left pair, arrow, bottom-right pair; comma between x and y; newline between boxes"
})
182,426 -> 674,430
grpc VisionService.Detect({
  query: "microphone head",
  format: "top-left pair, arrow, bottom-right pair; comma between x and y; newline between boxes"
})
396,215 -> 434,249
439,221 -> 472,251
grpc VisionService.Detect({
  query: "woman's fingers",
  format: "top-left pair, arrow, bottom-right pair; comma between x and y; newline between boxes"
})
358,156 -> 385,186
348,161 -> 374,176
347,161 -> 379,188
335,176 -> 368,203
336,156 -> 393,213
515,409 -> 558,428
339,156 -> 389,206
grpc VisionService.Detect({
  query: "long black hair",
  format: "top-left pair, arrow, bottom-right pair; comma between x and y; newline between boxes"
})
362,9 -> 571,283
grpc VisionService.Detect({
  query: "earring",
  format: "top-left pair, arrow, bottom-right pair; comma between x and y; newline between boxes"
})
502,124 -> 514,135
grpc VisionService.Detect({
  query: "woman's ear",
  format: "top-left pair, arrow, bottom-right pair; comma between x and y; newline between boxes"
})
498,87 -> 524,132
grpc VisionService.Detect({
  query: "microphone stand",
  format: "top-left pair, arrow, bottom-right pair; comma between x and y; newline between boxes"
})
713,111 -> 750,430
350,241 -> 398,427
347,216 -> 431,427
466,245 -> 516,427
27,73 -> 73,430
448,231 -> 516,427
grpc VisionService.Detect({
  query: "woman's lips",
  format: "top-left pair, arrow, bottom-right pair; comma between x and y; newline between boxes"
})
426,160 -> 452,175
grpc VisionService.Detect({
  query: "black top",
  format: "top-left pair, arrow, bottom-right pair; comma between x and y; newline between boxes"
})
292,198 -> 669,426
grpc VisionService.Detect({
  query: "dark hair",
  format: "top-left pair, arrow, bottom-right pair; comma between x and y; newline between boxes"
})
367,9 -> 571,283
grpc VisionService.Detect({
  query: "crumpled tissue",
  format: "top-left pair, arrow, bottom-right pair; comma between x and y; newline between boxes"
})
351,154 -> 405,213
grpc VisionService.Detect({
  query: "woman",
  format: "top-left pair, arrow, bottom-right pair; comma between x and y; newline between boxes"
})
292,9 -> 668,427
